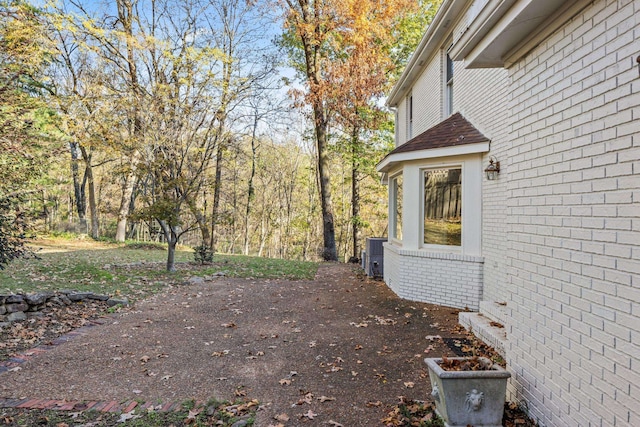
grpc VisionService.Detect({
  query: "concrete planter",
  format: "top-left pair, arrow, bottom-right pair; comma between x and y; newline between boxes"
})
425,357 -> 510,427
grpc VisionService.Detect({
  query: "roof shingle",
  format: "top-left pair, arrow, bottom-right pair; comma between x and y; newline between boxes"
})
387,112 -> 489,156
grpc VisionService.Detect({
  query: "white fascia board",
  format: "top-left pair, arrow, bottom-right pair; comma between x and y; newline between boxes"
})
449,0 -> 516,62
376,142 -> 490,173
386,0 -> 468,108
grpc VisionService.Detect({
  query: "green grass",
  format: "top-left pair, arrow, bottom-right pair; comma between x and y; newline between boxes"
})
0,237 -> 318,300
0,398 -> 257,426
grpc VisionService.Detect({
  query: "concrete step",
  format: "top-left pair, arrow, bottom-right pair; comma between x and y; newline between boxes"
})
459,310 -> 508,357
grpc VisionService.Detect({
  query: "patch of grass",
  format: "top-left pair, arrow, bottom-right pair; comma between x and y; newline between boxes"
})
0,398 -> 257,426
0,238 -> 318,301
205,254 -> 318,280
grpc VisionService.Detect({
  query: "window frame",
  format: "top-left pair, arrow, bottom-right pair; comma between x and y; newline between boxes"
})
445,53 -> 454,116
390,172 -> 403,242
406,93 -> 413,141
422,165 -> 463,249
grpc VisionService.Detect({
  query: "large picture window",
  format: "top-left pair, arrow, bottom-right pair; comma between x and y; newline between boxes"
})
424,168 -> 461,246
391,174 -> 403,240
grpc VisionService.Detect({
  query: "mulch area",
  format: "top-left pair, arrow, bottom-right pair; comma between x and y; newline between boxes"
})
0,263 -> 531,426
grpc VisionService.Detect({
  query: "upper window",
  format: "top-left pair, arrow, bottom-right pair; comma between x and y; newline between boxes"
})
391,174 -> 403,241
423,168 -> 461,246
445,53 -> 454,116
407,93 -> 413,140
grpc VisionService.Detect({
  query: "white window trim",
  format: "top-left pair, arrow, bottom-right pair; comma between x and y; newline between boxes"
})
393,154 -> 482,257
389,172 -> 403,244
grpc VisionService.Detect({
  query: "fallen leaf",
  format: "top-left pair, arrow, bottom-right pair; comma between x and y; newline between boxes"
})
160,374 -> 172,381
117,412 -> 140,423
318,396 -> 335,402
274,413 -> 290,422
140,355 -> 150,363
328,421 -> 344,427
279,379 -> 291,386
404,382 -> 415,388
301,410 -> 317,420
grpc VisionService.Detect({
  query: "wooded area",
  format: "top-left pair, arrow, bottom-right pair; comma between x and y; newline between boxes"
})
0,0 -> 442,270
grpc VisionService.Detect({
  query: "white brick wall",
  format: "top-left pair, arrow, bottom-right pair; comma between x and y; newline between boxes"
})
383,243 -> 484,310
455,61 -> 511,313
505,1 -> 640,425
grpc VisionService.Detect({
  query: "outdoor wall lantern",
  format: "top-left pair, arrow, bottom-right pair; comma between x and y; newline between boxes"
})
484,156 -> 500,180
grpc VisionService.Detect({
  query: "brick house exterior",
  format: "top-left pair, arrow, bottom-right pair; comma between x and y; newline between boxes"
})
378,0 -> 639,425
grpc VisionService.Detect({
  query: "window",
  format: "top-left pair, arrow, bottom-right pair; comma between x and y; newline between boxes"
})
391,174 -> 403,240
445,53 -> 454,116
424,168 -> 461,246
407,93 -> 413,140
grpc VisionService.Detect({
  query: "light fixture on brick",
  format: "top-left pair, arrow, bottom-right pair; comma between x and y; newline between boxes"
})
484,156 -> 500,180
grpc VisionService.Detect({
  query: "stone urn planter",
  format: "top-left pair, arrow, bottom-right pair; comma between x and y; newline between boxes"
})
425,356 -> 510,427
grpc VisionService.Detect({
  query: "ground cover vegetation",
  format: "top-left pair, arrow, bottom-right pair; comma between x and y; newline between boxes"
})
0,0 -> 444,272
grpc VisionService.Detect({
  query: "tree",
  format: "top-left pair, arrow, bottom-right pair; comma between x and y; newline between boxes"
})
0,0 -> 58,267
279,0 -> 425,261
327,0 -> 441,261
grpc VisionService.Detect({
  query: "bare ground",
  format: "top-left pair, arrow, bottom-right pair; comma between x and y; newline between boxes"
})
0,263 -> 469,426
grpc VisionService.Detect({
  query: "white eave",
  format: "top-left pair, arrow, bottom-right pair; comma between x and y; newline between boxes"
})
386,0 -> 468,108
376,142 -> 490,174
450,0 -> 592,68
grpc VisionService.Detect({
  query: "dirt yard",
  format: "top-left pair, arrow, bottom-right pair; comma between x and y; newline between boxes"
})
1,263 -> 471,426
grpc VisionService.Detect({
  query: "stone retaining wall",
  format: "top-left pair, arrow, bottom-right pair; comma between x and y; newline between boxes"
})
0,291 -> 128,324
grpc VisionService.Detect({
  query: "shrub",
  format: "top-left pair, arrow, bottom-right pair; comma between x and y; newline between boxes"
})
193,244 -> 213,264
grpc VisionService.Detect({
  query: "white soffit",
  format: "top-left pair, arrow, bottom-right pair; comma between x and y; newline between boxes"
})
452,0 -> 574,68
376,142 -> 489,173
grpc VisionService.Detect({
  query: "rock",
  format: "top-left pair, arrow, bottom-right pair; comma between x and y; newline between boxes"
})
230,421 -> 249,427
7,311 -> 27,322
6,295 -> 25,304
48,296 -> 64,307
6,303 -> 29,313
0,322 -> 9,329
87,294 -> 110,301
0,305 -> 6,315
27,304 -> 43,312
59,295 -> 72,305
25,293 -> 51,305
107,298 -> 129,307
187,276 -> 205,285
27,311 -> 45,318
68,292 -> 93,302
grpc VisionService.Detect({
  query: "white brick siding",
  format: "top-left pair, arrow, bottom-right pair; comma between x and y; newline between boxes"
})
383,243 -> 483,310
456,64 -> 511,312
505,1 -> 640,425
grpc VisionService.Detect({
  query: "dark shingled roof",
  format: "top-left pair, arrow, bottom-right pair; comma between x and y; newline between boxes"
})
387,112 -> 489,156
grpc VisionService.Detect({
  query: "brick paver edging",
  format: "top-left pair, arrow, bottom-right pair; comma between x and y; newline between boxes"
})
0,318 -> 108,374
0,317 -> 195,414
0,396 -> 201,414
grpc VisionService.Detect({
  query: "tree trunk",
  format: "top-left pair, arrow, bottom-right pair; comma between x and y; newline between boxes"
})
69,142 -> 86,228
158,219 -> 177,272
115,151 -> 140,242
188,197 -> 211,246
209,141 -> 224,252
351,127 -> 361,262
243,116 -> 258,256
79,145 -> 99,239
314,104 -> 338,261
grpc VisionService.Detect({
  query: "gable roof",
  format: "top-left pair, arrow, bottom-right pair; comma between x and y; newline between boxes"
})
376,113 -> 490,174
